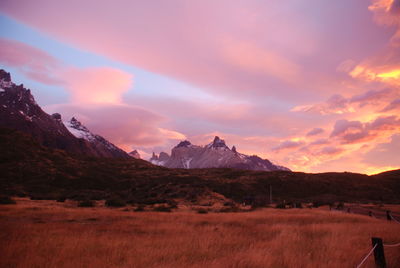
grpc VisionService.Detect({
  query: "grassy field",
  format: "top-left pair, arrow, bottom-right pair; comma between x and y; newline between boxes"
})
1,199 -> 399,268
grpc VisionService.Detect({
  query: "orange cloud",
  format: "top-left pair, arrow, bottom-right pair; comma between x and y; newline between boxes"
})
330,116 -> 400,144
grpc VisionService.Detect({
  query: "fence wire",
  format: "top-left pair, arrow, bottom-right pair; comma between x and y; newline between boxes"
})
383,241 -> 400,248
356,244 -> 377,268
390,214 -> 400,224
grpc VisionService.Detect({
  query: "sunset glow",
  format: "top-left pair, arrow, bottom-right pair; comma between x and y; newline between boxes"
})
1,0 -> 399,173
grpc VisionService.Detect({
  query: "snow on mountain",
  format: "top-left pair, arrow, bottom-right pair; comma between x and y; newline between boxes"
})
64,117 -> 96,142
150,152 -> 170,166
150,136 -> 291,171
63,117 -> 128,154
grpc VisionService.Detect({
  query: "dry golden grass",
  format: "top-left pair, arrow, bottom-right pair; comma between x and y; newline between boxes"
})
1,199 -> 399,268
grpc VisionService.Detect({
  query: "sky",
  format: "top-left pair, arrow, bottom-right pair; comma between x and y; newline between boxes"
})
0,0 -> 399,174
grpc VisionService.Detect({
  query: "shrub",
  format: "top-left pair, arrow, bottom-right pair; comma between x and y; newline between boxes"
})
105,197 -> 126,207
153,205 -> 172,212
196,208 -> 208,214
56,197 -> 66,202
78,200 -> 95,207
294,202 -> 303,208
134,205 -> 145,212
312,201 -> 324,208
276,202 -> 286,209
336,202 -> 344,210
167,200 -> 178,208
0,196 -> 16,205
218,206 -> 239,213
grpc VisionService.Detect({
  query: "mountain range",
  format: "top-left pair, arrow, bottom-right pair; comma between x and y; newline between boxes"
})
0,68 -> 289,171
150,136 -> 290,171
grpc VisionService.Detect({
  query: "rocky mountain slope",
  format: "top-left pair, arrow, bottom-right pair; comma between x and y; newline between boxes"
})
150,136 -> 290,171
0,69 -> 130,159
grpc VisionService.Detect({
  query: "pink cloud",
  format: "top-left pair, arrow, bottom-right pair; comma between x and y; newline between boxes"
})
350,88 -> 396,105
292,88 -> 400,115
0,39 -> 134,105
63,67 -> 133,104
0,38 -> 184,151
45,103 -> 185,151
330,119 -> 370,144
363,133 -> 400,166
272,140 -> 305,152
0,38 -> 63,85
317,146 -> 344,156
369,0 -> 400,44
368,115 -> 400,130
330,116 -> 400,144
0,0 -> 368,101
291,94 -> 351,115
309,138 -> 329,146
382,98 -> 400,111
219,38 -> 301,85
306,127 -> 324,136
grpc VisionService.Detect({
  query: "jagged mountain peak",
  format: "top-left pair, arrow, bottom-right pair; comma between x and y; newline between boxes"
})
129,150 -> 141,159
64,117 -> 94,141
150,151 -> 170,165
207,135 -> 229,150
175,140 -> 192,148
0,69 -> 11,82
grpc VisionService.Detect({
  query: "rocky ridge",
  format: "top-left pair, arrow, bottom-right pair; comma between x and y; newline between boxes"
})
0,69 -> 130,159
150,136 -> 290,171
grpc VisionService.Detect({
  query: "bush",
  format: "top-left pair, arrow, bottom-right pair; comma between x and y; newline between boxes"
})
134,205 -> 145,212
153,205 -> 172,212
105,197 -> 126,207
276,202 -> 286,209
56,197 -> 66,202
312,201 -> 324,208
218,206 -> 239,213
0,196 -> 16,205
196,208 -> 208,214
78,200 -> 95,207
336,202 -> 344,210
294,202 -> 303,208
167,200 -> 178,208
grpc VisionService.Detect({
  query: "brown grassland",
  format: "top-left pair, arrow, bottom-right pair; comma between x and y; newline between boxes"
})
1,199 -> 399,268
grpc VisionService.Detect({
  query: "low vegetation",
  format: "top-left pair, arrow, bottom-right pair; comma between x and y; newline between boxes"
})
77,200 -> 95,207
0,199 -> 399,268
0,195 -> 16,205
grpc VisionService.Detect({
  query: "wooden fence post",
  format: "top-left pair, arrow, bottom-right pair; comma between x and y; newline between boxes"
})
371,237 -> 386,268
386,211 -> 391,221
